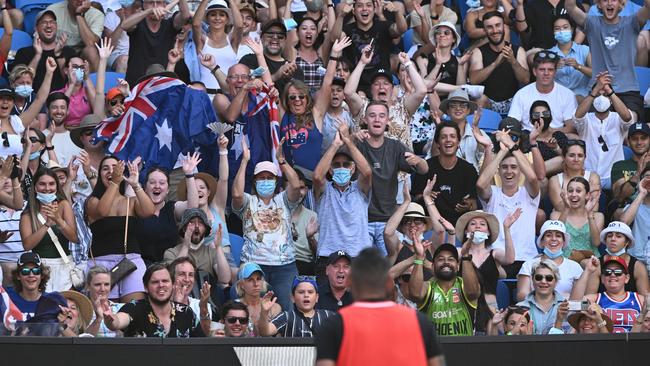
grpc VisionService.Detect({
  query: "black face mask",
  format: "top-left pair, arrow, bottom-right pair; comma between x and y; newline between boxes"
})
542,116 -> 552,131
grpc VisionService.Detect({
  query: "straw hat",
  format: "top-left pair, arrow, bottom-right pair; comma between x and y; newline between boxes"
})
177,172 -> 218,203
60,291 -> 93,327
69,114 -> 103,148
455,210 -> 500,244
567,304 -> 614,333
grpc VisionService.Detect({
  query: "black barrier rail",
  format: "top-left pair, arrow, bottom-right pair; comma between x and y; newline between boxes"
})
2,334 -> 650,366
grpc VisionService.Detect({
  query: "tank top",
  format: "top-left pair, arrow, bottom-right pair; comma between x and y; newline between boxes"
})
203,205 -> 231,247
596,291 -> 642,333
32,224 -> 70,259
556,170 -> 592,189
419,278 -> 475,336
563,221 -> 600,258
478,250 -> 499,295
598,255 -> 638,293
338,302 -> 427,366
199,37 -> 238,90
135,201 -> 179,263
425,55 -> 459,86
478,43 -> 520,102
0,115 -> 26,159
89,216 -> 141,257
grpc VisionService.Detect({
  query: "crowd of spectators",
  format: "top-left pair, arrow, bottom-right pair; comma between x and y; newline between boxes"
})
0,0 -> 649,342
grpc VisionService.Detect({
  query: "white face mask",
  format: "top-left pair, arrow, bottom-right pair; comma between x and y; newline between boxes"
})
593,95 -> 611,113
469,231 -> 489,244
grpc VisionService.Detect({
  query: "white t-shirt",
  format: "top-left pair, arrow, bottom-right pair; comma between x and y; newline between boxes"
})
518,256 -> 583,299
104,11 -> 129,56
480,186 -> 541,261
508,82 -> 577,130
51,130 -> 82,167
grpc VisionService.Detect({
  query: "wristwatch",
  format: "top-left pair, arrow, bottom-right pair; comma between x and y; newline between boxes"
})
461,255 -> 473,261
278,159 -> 287,165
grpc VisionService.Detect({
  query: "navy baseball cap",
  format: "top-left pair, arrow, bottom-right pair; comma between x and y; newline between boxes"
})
328,250 -> 352,265
628,122 -> 650,139
18,252 -> 42,267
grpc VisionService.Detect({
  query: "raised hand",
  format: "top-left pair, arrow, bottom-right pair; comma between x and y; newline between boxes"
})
111,160 -> 125,185
218,135 -> 229,152
198,52 -> 216,69
306,216 -> 319,238
76,0 -> 91,14
168,47 -> 183,65
54,33 -> 68,55
57,305 -> 72,324
243,37 -> 264,56
278,62 -> 298,79
0,155 -> 13,180
405,152 -> 420,166
33,33 -> 43,55
45,123 -> 55,146
586,191 -> 600,212
241,136 -> 250,162
423,175 -> 438,203
491,308 -> 507,325
276,137 -> 286,163
181,152 -> 202,174
260,291 -> 277,312
402,180 -> 411,203
199,281 -> 211,308
471,108 -> 491,147
331,36 -> 352,56
45,57 -> 57,74
117,78 -> 130,96
360,45 -> 374,65
413,232 -> 425,258
383,0 -> 397,12
338,2 -> 353,15
398,52 -> 410,65
96,37 -> 114,60
503,207 -> 522,229
125,158 -> 141,187
495,129 -> 515,151
214,223 -> 223,248
337,121 -> 351,144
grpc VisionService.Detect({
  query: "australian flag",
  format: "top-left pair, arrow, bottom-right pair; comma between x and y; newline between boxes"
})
93,76 -> 218,172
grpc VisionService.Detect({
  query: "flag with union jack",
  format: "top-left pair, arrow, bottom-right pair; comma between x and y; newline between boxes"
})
0,286 -> 22,331
93,76 -> 218,170
247,84 -> 282,175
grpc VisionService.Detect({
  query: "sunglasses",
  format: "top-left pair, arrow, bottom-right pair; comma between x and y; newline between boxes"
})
566,139 -> 586,148
434,29 -> 452,36
1,132 -> 8,148
533,274 -> 555,282
109,98 -> 125,107
225,316 -> 249,324
20,267 -> 42,276
401,218 -> 425,226
603,268 -> 625,277
535,51 -> 558,61
598,135 -> 609,152
29,136 -> 42,143
531,111 -> 551,120
264,31 -> 286,39
449,102 -> 469,110
81,130 -> 94,137
288,94 -> 306,101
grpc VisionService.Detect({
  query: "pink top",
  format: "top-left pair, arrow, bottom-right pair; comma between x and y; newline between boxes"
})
56,84 -> 92,128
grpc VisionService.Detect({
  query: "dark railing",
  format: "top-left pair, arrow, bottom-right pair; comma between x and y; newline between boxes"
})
2,334 -> 650,366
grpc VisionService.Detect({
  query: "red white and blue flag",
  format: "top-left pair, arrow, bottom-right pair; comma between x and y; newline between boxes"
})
247,85 -> 281,175
0,286 -> 22,331
93,76 -> 218,171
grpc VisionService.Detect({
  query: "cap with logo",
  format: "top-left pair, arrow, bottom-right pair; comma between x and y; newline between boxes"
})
628,122 -> 650,139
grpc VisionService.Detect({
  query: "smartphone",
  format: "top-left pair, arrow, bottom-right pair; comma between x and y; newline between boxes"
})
568,300 -> 588,312
504,41 -> 510,47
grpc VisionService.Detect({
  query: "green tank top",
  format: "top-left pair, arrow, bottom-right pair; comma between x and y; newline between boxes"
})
33,225 -> 70,259
418,277 -> 476,336
563,221 -> 600,258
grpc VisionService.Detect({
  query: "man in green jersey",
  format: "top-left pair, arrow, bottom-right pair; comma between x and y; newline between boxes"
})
409,238 -> 481,336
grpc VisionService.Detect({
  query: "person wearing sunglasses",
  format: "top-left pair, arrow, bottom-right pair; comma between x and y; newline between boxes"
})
508,50 -> 577,133
408,0 -> 457,49
526,101 -> 565,174
6,252 -> 68,328
516,259 -> 571,334
258,275 -> 334,337
572,71 -> 635,190
571,255 -> 644,333
215,300 -> 250,337
566,0 -> 648,123
548,138 -> 601,213
516,220 -> 583,302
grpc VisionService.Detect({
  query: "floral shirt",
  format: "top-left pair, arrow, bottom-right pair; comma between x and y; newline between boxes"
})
118,299 -> 205,338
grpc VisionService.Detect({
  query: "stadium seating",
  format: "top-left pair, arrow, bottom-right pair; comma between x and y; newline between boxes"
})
0,29 -> 32,51
88,72 -> 125,93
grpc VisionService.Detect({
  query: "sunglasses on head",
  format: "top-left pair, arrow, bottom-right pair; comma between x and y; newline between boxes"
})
535,51 -> 558,61
566,139 -> 586,148
533,274 -> 555,282
20,267 -> 42,276
531,111 -> 551,120
1,132 -> 8,148
603,268 -> 624,277
288,94 -> 306,101
598,135 -> 609,152
225,316 -> 249,324
109,98 -> 125,107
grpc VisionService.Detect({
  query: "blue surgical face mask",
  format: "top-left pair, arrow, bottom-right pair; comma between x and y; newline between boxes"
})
119,0 -> 135,7
15,85 -> 33,97
543,247 -> 563,259
74,68 -> 84,83
36,192 -> 57,204
332,168 -> 352,186
29,151 -> 41,161
256,179 -> 276,198
471,231 -> 489,244
554,30 -> 572,44
606,247 -> 626,256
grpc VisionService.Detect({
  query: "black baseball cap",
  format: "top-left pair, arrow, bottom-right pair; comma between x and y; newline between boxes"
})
433,243 -> 459,260
328,250 -> 352,265
498,117 -> 523,136
18,252 -> 42,267
628,122 -> 650,139
261,18 -> 287,34
0,88 -> 16,100
370,68 -> 393,85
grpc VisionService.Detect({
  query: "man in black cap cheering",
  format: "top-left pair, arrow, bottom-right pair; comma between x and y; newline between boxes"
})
316,251 -> 353,312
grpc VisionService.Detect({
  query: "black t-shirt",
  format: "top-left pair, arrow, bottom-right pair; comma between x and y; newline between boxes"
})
11,46 -> 76,91
524,0 -> 569,49
315,282 -> 354,312
411,156 -> 478,225
119,299 -> 205,338
342,20 -> 393,89
239,53 -> 305,96
135,200 -> 179,264
315,307 -> 442,361
125,17 -> 179,86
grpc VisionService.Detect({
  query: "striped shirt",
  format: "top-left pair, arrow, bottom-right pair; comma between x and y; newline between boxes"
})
271,308 -> 334,337
0,203 -> 25,263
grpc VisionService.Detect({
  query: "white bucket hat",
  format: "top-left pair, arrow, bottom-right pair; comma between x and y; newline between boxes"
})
600,221 -> 635,248
536,220 -> 571,249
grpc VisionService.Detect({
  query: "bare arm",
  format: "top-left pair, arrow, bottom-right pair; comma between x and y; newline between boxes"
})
76,13 -> 100,47
0,7 -> 12,56
476,148 -> 508,202
174,0 -> 191,29
565,0 -> 587,27
468,48 -> 502,85
231,139 -> 250,211
343,46 -> 370,117
516,274 -> 531,302
400,53 -> 427,115
384,189 -> 410,264
459,240 -> 481,303
192,0 -> 209,50
20,59 -> 55,129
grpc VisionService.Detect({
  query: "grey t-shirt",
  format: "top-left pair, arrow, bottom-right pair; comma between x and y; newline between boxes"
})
584,15 -> 640,93
357,138 -> 413,222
